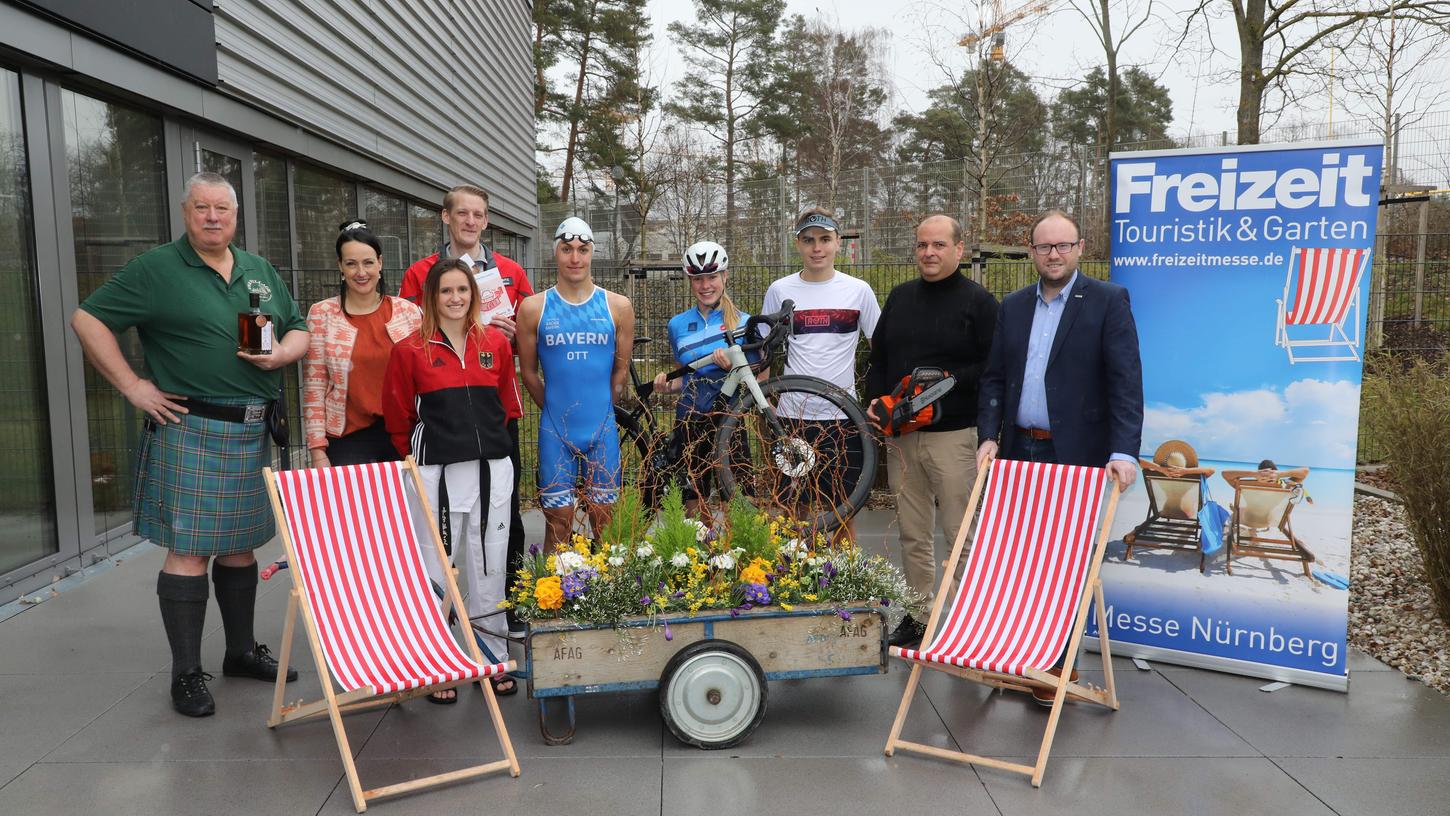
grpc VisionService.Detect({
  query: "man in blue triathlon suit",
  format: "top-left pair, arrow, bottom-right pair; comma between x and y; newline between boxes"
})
517,217 -> 636,550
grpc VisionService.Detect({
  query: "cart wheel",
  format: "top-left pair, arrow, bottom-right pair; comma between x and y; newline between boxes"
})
658,639 -> 767,749
538,696 -> 577,745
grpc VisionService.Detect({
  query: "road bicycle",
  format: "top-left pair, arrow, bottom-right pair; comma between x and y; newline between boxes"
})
613,300 -> 878,533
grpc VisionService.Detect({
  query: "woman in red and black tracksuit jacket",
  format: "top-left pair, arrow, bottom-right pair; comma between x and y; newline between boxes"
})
383,257 -> 518,698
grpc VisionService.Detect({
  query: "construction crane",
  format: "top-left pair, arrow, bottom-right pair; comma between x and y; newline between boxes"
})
958,0 -> 1052,62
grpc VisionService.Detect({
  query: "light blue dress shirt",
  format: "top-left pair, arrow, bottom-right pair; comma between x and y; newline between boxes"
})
1014,271 -> 1132,464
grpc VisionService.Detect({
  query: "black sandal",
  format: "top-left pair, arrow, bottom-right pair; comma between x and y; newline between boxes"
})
426,688 -> 458,705
489,673 -> 518,697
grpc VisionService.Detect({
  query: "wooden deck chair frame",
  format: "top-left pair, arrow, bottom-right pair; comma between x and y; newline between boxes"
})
262,457 -> 520,812
884,455 -> 1122,787
1275,246 -> 1369,364
1122,473 -> 1206,572
1226,480 -> 1313,579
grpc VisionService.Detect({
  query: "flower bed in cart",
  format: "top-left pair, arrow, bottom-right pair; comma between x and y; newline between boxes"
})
505,487 -> 923,748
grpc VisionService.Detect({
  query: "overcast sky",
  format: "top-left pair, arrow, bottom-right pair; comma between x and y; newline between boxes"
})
642,0 -> 1448,143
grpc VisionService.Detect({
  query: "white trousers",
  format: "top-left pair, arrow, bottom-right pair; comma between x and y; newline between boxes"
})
412,458 -> 513,664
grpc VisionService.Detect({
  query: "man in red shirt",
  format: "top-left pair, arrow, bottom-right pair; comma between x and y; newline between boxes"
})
401,184 -> 534,636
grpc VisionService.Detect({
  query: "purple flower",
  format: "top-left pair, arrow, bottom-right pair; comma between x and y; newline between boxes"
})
880,598 -> 891,607
561,569 -> 594,601
729,607 -> 741,618
822,561 -> 838,578
663,620 -> 673,641
818,576 -> 829,588
528,543 -> 541,556
743,583 -> 771,605
640,595 -> 652,606
657,581 -> 666,592
837,609 -> 853,621
671,591 -> 685,599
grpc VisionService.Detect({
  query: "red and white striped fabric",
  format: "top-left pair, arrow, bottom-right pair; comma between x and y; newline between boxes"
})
1286,248 -> 1365,326
272,462 -> 509,694
897,459 -> 1108,677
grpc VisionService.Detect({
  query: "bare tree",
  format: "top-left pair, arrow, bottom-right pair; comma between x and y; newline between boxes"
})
1337,5 -> 1450,180
1182,0 -> 1450,144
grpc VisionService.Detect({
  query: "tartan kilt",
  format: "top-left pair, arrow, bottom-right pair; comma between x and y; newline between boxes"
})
132,398 -> 273,557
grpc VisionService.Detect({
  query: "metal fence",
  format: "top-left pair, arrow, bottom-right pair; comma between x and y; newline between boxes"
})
273,238 -> 1444,486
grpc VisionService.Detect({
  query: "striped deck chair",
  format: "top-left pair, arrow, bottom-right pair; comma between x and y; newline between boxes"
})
263,458 -> 519,813
884,456 -> 1121,787
1275,247 -> 1370,364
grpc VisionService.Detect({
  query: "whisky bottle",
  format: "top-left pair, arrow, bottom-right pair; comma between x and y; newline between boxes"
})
237,292 -> 274,354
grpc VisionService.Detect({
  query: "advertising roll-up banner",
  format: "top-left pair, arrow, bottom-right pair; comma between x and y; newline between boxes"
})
1093,139 -> 1383,691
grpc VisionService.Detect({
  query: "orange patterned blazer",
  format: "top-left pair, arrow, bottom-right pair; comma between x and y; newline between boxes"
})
302,295 -> 422,449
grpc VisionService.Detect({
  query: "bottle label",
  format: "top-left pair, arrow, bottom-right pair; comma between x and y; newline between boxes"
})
261,322 -> 274,353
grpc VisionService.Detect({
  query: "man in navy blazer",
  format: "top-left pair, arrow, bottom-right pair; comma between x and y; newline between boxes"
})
976,209 -> 1143,488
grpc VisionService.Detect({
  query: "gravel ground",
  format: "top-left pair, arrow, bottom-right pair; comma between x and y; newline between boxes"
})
1350,493 -> 1450,694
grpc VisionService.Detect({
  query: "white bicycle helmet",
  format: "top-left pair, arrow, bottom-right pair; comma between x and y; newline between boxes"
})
683,240 -> 729,276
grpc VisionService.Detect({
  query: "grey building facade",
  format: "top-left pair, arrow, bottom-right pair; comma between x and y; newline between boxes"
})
0,0 -> 538,594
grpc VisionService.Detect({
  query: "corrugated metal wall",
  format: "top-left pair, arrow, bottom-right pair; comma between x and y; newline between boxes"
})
213,0 -> 537,233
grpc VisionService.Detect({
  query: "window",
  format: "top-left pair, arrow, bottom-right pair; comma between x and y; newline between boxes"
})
255,150 -> 290,269
410,202 -> 441,261
0,70 -> 58,574
62,88 -> 169,539
363,187 -> 408,279
293,162 -> 357,306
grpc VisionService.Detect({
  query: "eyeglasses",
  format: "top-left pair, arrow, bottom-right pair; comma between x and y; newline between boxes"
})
1030,241 -> 1080,256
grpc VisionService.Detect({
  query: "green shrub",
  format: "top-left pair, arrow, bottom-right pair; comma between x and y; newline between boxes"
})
1363,360 -> 1450,623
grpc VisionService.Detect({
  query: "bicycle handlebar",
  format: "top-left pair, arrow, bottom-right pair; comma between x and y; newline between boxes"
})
635,300 -> 795,400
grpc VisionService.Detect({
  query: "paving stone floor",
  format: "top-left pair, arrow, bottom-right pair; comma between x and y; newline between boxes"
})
2,510 -> 1446,815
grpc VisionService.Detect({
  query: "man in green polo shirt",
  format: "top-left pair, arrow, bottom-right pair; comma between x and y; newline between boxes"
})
71,172 -> 309,717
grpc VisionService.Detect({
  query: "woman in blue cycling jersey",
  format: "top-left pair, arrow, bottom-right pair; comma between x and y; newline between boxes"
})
652,240 -> 757,517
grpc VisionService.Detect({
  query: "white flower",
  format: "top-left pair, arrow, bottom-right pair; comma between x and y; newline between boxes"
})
709,553 -> 736,570
554,551 -> 587,575
671,552 -> 690,568
807,555 -> 826,567
782,538 -> 806,557
695,526 -> 712,542
650,557 -> 663,567
635,543 -> 654,558
608,556 -> 625,567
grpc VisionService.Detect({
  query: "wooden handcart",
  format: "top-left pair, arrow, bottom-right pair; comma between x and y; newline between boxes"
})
522,603 -> 887,748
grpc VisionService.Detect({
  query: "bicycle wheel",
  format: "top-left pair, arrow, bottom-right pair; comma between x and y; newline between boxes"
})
615,405 -> 666,512
713,375 -> 878,533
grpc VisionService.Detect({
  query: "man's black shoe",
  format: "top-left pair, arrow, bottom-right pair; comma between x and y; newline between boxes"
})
887,615 -> 927,649
171,670 -> 216,717
222,643 -> 298,682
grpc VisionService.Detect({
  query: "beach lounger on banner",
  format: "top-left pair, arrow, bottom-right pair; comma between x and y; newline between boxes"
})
1275,246 -> 1370,364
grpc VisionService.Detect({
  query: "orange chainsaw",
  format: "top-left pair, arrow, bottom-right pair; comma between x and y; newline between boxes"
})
878,367 -> 956,437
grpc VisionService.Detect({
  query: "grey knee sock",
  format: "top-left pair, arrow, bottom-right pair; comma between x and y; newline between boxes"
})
211,562 -> 258,658
157,572 -> 208,679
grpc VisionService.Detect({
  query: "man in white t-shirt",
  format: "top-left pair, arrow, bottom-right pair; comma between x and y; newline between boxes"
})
762,208 -> 880,539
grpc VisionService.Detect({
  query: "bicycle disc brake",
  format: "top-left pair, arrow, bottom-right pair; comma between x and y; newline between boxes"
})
772,437 -> 817,478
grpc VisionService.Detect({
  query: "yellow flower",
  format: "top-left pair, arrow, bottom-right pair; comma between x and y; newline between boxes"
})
534,576 -> 564,610
546,555 -> 558,574
740,564 -> 768,585
498,600 -> 513,609
804,593 -> 819,602
780,603 -> 794,611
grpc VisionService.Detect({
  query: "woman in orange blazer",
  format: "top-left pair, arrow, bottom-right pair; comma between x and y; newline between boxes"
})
302,220 -> 422,467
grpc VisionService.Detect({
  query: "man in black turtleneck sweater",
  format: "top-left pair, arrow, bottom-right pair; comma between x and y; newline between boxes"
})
865,214 -> 998,648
